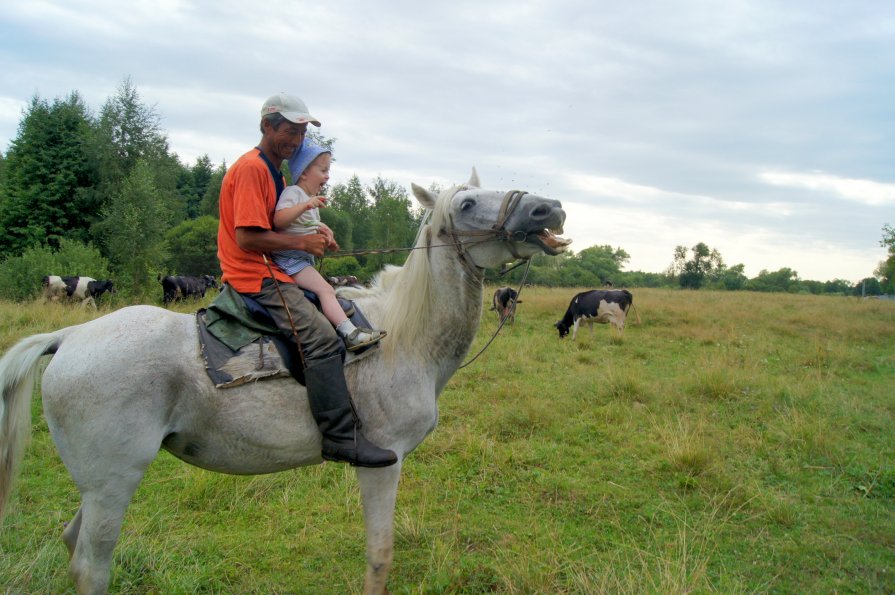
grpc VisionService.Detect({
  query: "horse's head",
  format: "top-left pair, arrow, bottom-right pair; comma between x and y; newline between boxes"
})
411,169 -> 571,270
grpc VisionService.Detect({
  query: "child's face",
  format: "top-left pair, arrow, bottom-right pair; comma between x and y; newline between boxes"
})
301,153 -> 331,194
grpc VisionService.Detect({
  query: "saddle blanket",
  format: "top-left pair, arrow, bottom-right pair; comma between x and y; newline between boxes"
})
197,284 -> 378,389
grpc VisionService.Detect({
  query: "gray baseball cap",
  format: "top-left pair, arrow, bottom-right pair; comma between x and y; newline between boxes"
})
260,92 -> 321,126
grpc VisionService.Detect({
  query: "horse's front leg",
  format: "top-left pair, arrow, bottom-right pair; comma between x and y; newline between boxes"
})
357,462 -> 402,595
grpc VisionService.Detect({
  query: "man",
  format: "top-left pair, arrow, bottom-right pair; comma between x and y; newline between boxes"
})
217,92 -> 396,468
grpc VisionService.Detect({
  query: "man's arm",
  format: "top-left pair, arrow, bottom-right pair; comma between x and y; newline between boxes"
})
236,227 -> 327,256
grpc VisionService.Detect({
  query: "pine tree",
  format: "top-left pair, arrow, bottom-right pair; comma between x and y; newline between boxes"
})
0,93 -> 99,256
94,160 -> 172,295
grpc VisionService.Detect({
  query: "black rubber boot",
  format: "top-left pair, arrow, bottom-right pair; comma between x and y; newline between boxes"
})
304,355 -> 398,468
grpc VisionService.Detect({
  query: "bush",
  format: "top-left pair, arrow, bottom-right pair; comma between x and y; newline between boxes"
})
0,238 -> 111,301
319,256 -> 361,279
164,215 -> 221,276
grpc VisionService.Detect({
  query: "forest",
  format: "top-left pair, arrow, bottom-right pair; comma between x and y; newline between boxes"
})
0,80 -> 892,302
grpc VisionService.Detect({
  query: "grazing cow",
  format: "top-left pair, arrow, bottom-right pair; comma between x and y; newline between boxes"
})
42,275 -> 115,309
555,289 -> 635,339
490,286 -> 521,324
159,274 -> 218,306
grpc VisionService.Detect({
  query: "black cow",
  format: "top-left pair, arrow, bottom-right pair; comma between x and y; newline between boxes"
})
555,289 -> 635,339
490,286 -> 521,324
42,275 -> 115,308
160,274 -> 218,306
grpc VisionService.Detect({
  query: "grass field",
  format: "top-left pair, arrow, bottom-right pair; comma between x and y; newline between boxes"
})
0,288 -> 893,593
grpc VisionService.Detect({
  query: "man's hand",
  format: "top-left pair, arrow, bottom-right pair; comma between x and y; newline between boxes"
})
294,233 -> 327,256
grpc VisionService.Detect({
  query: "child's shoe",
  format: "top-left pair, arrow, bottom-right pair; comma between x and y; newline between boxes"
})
344,328 -> 387,352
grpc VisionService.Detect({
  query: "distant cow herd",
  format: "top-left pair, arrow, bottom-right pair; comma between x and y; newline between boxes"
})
38,274 -> 638,340
40,273 -> 222,308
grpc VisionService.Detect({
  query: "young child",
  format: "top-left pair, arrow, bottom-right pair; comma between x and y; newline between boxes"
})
271,141 -> 385,351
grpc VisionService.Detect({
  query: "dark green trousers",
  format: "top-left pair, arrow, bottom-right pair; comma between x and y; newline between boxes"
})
247,278 -> 344,365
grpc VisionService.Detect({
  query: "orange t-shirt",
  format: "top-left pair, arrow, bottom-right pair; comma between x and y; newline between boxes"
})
218,148 -> 295,293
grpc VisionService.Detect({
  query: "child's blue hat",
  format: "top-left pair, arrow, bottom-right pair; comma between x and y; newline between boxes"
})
288,140 -> 331,184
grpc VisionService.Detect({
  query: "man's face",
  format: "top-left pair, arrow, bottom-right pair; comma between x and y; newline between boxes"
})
265,120 -> 308,162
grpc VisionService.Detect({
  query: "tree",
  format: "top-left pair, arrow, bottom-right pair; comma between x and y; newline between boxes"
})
710,263 -> 747,290
177,154 -> 215,219
330,175 -> 372,252
855,277 -> 882,297
670,242 -> 724,289
540,245 -> 629,287
0,93 -> 100,256
198,162 -> 227,217
746,268 -> 800,293
93,78 -> 170,186
877,224 -> 895,294
366,177 -> 417,270
94,160 -> 173,295
320,207 -> 353,251
90,78 -> 187,226
164,216 -> 221,276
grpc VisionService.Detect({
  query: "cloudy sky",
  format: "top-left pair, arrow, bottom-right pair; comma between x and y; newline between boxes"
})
2,0 -> 893,282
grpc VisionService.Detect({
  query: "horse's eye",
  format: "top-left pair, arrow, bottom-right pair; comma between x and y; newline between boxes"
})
460,199 -> 476,212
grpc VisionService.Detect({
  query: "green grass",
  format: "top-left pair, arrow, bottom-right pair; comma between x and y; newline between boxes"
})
1,288 -> 894,593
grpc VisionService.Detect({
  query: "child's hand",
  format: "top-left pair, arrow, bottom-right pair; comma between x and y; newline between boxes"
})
318,223 -> 339,251
305,196 -> 327,211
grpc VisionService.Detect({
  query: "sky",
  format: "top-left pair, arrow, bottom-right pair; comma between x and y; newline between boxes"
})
1,0 -> 893,282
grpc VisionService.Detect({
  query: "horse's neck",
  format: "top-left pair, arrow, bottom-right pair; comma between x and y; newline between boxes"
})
376,239 -> 484,388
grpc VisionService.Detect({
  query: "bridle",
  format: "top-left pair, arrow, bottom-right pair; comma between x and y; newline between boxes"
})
438,188 -> 532,276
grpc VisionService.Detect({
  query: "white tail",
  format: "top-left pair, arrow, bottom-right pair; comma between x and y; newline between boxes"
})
0,330 -> 67,523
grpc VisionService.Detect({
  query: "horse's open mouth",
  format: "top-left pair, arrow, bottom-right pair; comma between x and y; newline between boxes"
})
532,228 -> 572,255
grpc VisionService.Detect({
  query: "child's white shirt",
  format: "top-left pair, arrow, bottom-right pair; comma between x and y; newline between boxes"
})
275,185 -> 321,236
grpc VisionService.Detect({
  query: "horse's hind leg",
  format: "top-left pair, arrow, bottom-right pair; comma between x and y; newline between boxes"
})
64,459 -> 153,595
48,421 -> 160,594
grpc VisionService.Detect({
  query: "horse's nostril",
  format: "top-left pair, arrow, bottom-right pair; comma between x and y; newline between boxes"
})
531,205 -> 550,218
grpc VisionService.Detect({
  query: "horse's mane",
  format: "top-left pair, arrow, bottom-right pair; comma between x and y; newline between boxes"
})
338,186 -> 459,360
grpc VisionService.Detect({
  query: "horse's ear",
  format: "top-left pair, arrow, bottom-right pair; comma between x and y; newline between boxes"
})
468,167 -> 480,188
411,183 -> 437,209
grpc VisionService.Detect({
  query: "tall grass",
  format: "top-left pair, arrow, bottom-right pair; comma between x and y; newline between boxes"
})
0,288 -> 893,593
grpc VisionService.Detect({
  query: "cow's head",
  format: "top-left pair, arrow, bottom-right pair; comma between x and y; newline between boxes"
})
202,275 -> 219,290
554,320 -> 570,339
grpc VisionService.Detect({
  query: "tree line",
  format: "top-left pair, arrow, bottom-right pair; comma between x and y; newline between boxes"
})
0,79 -> 891,302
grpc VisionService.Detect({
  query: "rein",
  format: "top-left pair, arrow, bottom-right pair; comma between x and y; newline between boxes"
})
457,258 -> 532,369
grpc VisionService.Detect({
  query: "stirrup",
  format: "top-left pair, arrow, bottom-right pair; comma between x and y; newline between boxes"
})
344,328 -> 387,352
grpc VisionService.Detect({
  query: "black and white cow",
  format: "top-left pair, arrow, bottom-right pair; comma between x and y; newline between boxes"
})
555,289 -> 635,339
42,275 -> 116,308
490,286 -> 521,325
328,275 -> 360,288
159,274 -> 218,306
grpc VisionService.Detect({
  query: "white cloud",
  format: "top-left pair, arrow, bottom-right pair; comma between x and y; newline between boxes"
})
759,170 -> 895,206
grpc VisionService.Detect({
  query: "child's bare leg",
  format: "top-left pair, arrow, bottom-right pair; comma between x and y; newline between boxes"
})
293,267 -> 346,326
293,268 -> 386,351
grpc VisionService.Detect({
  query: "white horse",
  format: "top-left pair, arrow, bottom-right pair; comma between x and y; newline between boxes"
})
0,170 -> 570,594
